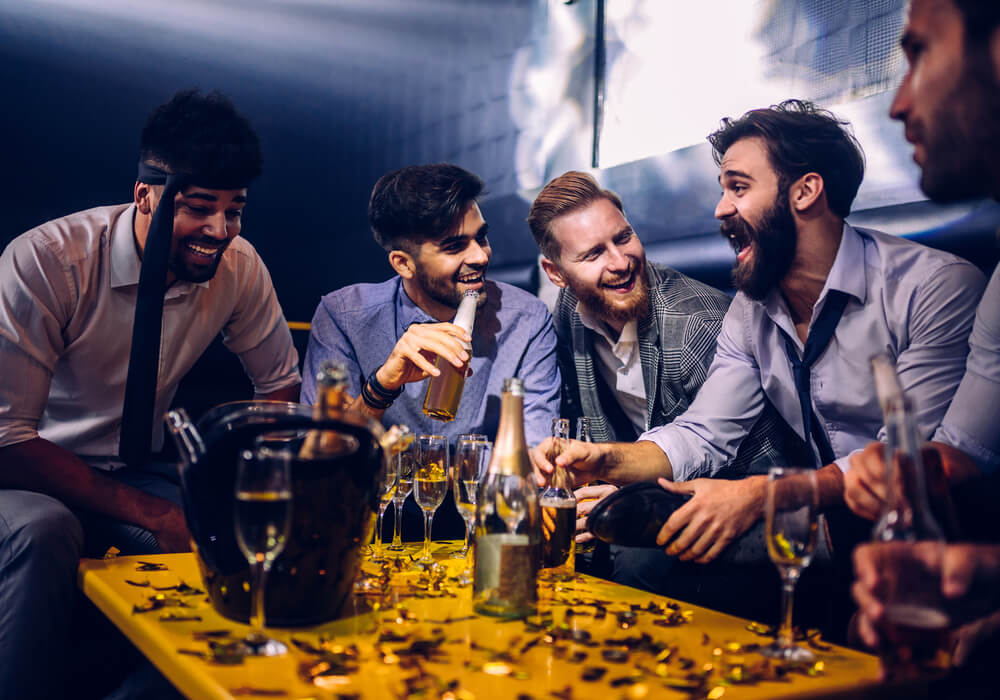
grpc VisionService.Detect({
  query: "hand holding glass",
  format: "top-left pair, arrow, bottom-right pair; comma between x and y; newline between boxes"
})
234,447 -> 292,656
760,466 -> 818,662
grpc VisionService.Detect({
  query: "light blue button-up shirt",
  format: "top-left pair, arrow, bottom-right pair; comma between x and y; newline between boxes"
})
302,277 -> 561,447
639,224 -> 986,480
934,264 -> 1000,472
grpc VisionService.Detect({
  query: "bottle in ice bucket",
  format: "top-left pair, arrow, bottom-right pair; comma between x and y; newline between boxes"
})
423,289 -> 479,422
540,418 -> 576,573
870,354 -> 951,681
473,377 -> 541,617
298,361 -> 350,459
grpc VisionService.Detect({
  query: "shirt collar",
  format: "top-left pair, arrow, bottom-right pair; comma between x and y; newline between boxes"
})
396,277 -> 443,330
577,301 -> 638,348
762,221 -> 867,321
109,204 -> 208,297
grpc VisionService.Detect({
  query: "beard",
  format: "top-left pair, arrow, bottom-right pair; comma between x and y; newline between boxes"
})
168,237 -> 231,283
916,49 -> 1000,202
572,254 -> 650,328
413,264 -> 489,311
720,191 -> 797,301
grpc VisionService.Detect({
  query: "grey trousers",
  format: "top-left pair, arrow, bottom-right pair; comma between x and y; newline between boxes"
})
0,463 -> 183,699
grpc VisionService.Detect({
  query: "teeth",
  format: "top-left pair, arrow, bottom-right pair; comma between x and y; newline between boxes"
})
188,243 -> 219,256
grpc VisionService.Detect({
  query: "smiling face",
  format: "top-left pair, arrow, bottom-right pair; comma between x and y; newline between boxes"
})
408,202 -> 491,319
135,184 -> 247,284
542,197 -> 648,333
890,0 -> 1000,201
715,137 -> 798,300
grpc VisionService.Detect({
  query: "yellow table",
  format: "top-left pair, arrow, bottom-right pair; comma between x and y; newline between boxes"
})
79,543 -> 884,700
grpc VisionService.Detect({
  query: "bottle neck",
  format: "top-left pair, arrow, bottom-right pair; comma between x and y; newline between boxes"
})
491,391 -> 529,476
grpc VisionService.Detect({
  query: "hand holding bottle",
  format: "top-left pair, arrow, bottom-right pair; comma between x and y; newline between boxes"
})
376,322 -> 471,392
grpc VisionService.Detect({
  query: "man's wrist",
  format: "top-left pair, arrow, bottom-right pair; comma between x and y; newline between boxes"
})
363,367 -> 403,411
373,366 -> 402,394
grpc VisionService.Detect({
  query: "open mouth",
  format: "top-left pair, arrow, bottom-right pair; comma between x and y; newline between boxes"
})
457,270 -> 485,287
602,267 -> 637,294
184,241 -> 223,262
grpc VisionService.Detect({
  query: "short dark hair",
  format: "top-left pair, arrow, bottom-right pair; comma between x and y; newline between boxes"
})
139,89 -> 262,186
368,164 -> 484,252
707,99 -> 865,219
953,0 -> 1000,47
527,171 -> 625,260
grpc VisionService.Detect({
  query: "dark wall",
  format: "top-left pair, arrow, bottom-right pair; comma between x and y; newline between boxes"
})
0,0 -> 539,326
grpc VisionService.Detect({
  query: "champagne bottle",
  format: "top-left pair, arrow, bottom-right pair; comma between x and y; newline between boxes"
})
473,377 -> 541,618
423,289 -> 479,421
298,361 -> 350,459
540,418 -> 576,572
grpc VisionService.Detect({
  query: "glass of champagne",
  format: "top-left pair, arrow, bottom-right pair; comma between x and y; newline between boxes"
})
760,466 -> 819,662
234,447 -> 292,657
453,437 -> 491,561
386,439 -> 416,552
414,434 -> 449,563
371,447 -> 399,561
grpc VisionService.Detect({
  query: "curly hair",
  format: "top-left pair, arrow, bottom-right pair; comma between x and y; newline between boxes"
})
139,89 -> 262,187
707,99 -> 865,219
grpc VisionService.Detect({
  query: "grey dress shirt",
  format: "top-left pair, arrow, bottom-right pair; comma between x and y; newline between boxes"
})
0,204 -> 301,463
934,264 -> 1000,472
302,277 -> 561,446
641,224 -> 986,480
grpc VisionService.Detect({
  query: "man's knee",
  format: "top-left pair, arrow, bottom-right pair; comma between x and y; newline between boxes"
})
0,491 -> 84,574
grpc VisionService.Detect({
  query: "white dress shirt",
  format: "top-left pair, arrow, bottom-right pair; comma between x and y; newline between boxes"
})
577,307 -> 647,435
639,224 -> 986,480
0,203 -> 301,463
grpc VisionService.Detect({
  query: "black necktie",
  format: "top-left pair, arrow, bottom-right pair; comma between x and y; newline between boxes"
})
119,173 -> 188,467
778,290 -> 850,467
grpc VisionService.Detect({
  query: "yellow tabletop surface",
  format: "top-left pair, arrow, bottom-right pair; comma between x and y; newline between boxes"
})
79,542 -> 883,700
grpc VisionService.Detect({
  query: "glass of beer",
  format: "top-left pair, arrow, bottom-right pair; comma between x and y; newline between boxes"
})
760,466 -> 818,662
877,541 -> 952,681
453,436 -> 490,561
414,434 -> 449,563
387,439 -> 417,552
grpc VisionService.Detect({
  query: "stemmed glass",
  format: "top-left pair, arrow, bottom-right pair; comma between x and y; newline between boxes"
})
414,434 -> 449,564
760,466 -> 819,662
452,437 -> 491,561
386,440 -> 417,552
371,447 -> 399,561
234,447 -> 293,656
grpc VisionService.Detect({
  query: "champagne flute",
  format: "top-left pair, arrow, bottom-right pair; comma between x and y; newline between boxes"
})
234,447 -> 292,656
371,447 -> 399,561
453,437 -> 491,561
760,466 -> 819,662
414,434 -> 449,563
387,440 -> 416,552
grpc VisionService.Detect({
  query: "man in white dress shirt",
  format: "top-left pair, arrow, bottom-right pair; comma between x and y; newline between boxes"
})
0,90 -> 301,699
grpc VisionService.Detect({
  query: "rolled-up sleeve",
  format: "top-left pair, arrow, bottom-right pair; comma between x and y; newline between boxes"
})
222,249 -> 301,397
0,236 -> 71,448
519,307 -> 561,447
638,298 -> 767,481
933,266 -> 1000,473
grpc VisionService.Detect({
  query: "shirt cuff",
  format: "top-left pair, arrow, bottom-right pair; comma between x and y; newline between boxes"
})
834,452 -> 855,474
934,423 -> 1000,475
637,425 -> 700,482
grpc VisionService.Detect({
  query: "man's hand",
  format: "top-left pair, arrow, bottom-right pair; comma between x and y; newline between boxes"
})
845,442 -> 889,522
852,542 -> 1000,650
654,475 -> 766,564
375,322 -> 471,391
574,484 -> 618,543
530,437 -> 608,487
147,502 -> 193,553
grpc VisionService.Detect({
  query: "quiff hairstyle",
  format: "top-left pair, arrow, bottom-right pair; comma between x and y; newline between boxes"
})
527,171 -> 625,261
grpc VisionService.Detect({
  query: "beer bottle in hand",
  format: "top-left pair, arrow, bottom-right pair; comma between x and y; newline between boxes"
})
423,289 -> 479,421
540,418 -> 576,573
473,377 -> 541,618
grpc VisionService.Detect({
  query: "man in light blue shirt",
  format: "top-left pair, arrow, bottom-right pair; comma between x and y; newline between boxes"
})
536,101 -> 984,566
303,163 -> 560,447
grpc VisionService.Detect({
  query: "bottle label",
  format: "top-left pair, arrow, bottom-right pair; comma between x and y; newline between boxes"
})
474,533 -> 537,614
